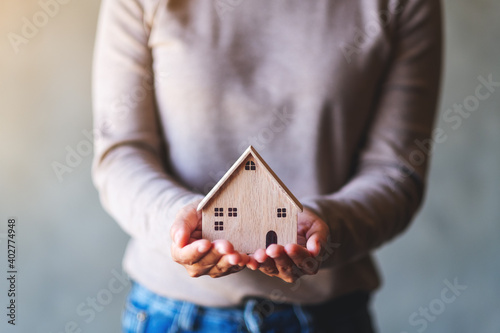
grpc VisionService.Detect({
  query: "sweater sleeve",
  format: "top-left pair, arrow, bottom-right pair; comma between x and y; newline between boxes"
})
302,0 -> 443,266
91,0 -> 203,256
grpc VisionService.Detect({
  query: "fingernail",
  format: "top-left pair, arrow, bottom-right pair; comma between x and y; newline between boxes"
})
266,248 -> 276,258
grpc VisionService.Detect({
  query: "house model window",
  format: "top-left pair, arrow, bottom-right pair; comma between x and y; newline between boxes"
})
277,208 -> 287,218
228,208 -> 237,217
198,146 -> 303,254
214,207 -> 223,217
245,161 -> 256,170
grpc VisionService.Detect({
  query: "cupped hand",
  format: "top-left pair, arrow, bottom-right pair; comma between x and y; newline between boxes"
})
170,200 -> 250,278
247,208 -> 330,283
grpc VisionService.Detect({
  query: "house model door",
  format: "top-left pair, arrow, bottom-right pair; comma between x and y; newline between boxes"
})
266,230 -> 278,248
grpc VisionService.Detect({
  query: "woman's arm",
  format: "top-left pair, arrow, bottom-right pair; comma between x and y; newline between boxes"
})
92,0 -> 248,276
252,0 -> 443,280
303,0 -> 443,267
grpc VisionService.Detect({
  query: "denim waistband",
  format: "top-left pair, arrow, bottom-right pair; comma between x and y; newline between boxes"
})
127,282 -> 370,333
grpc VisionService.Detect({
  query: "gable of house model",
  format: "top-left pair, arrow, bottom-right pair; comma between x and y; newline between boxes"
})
198,146 -> 303,253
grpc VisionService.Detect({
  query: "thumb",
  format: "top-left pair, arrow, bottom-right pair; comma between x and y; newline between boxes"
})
170,202 -> 201,248
305,220 -> 329,257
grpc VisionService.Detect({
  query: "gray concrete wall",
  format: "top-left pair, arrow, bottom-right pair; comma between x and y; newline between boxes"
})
374,1 -> 500,332
0,0 -> 498,332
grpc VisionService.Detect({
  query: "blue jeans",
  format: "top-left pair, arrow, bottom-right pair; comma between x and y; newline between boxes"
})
122,282 -> 375,333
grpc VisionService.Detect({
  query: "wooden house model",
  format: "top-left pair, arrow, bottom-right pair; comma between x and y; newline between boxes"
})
197,146 -> 303,254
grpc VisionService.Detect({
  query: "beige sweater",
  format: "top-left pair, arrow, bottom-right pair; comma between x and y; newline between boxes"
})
92,0 -> 442,306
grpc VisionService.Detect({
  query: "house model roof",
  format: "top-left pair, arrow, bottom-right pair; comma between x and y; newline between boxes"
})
197,146 -> 303,212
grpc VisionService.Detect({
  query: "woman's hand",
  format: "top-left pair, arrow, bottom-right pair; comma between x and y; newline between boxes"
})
247,208 -> 330,283
170,200 -> 250,278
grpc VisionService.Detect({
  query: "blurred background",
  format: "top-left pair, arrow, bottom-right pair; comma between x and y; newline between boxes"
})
0,0 -> 498,332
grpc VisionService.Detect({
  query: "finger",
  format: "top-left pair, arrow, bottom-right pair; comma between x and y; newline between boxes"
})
297,234 -> 307,248
212,239 -> 235,256
246,255 -> 260,270
171,239 -> 212,265
184,241 -> 242,277
266,245 -> 299,283
298,210 -> 330,257
238,253 -> 251,267
206,250 -> 250,278
285,243 -> 319,275
180,247 -> 225,278
254,248 -> 279,275
190,239 -> 238,268
191,230 -> 202,240
214,244 -> 251,267
171,204 -> 202,247
253,248 -> 269,264
258,257 -> 279,276
207,255 -> 244,278
305,222 -> 329,257
175,239 -> 244,278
